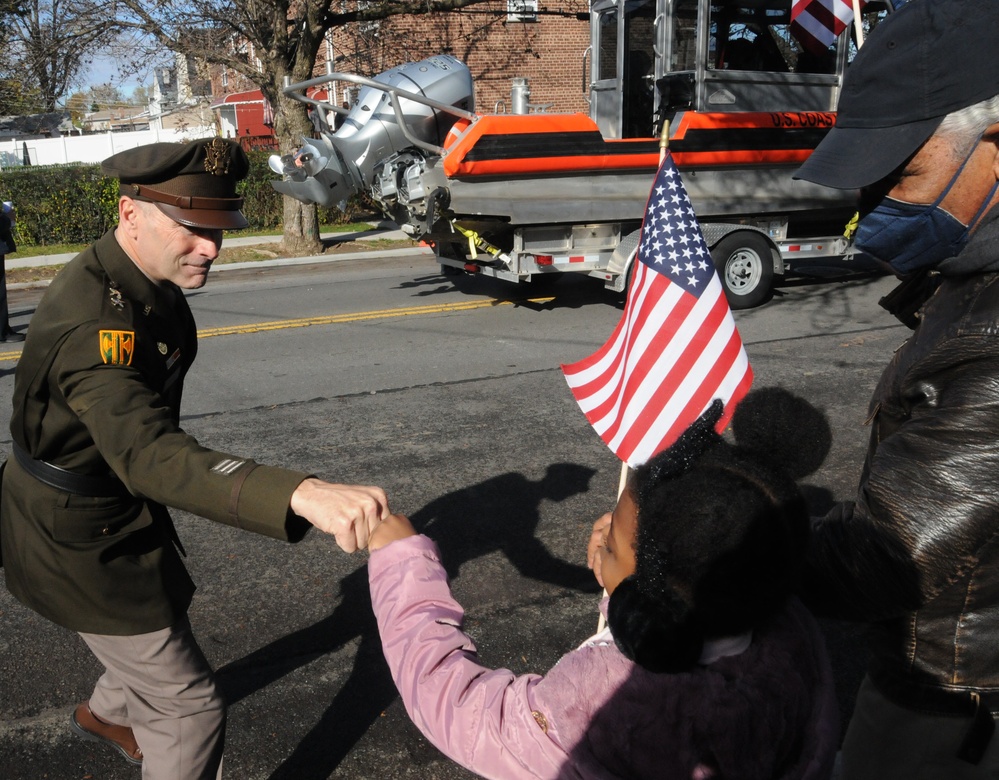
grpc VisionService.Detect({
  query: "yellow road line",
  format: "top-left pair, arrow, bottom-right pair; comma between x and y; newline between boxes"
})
196,296 -> 554,338
0,295 -> 556,361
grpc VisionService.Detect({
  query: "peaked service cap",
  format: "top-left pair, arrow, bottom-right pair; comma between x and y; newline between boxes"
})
102,137 -> 250,229
794,0 -> 999,190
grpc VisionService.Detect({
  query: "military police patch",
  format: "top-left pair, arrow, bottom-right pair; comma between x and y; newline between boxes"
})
99,330 -> 135,366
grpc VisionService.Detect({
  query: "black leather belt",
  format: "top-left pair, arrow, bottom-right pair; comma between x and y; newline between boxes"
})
12,441 -> 126,497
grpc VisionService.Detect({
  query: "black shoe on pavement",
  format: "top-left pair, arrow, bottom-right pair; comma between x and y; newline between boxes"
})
0,331 -> 24,342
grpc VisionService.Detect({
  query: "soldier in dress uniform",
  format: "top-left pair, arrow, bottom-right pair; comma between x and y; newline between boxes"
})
0,137 -> 389,778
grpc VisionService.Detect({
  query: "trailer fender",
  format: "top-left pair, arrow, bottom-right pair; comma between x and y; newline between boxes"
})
605,228 -> 643,292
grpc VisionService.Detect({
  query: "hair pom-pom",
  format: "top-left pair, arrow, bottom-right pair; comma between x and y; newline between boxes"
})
607,577 -> 703,673
730,387 -> 831,480
641,399 -> 724,485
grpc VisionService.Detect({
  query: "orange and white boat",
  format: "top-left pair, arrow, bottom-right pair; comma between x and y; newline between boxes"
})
273,0 -> 895,308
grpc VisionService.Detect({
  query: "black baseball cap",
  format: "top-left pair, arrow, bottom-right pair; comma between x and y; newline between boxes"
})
794,0 -> 999,190
102,138 -> 250,229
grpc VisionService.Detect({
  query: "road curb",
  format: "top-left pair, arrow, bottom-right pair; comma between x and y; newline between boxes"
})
8,231 -> 434,291
211,245 -> 434,274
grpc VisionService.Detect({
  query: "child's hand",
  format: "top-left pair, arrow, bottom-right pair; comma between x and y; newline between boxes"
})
368,513 -> 418,552
587,512 -> 612,589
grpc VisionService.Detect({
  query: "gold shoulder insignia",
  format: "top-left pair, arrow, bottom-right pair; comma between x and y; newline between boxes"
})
100,330 -> 135,366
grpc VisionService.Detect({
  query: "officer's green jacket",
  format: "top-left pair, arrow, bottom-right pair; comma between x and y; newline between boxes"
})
0,229 -> 311,635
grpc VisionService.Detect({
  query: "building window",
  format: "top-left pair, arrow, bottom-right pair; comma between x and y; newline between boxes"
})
507,0 -> 538,22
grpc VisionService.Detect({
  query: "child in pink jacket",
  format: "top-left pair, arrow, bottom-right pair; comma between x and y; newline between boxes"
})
367,396 -> 839,779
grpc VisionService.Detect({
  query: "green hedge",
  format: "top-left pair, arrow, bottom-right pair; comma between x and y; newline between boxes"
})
0,150 -> 370,247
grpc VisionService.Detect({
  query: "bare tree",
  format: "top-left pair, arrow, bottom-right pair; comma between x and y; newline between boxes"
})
0,2 -> 34,114
4,0 -> 120,113
112,0 -> 493,254
130,83 -> 152,105
88,83 -> 127,110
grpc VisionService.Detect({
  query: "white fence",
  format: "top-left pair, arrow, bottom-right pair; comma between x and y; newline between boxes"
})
0,125 -> 216,169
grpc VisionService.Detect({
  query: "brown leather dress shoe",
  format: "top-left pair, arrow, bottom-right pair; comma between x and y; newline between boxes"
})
70,701 -> 143,765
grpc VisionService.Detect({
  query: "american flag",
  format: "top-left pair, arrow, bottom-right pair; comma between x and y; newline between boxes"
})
561,154 -> 753,467
791,0 -> 867,55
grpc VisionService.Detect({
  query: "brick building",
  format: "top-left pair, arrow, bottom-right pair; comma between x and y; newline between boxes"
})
329,0 -> 592,115
211,0 -> 594,139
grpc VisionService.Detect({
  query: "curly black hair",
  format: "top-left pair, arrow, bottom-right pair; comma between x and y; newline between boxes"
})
607,396 -> 814,673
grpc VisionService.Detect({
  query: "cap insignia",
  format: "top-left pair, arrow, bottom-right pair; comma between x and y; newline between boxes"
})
100,330 -> 135,366
157,342 -> 168,355
204,137 -> 231,176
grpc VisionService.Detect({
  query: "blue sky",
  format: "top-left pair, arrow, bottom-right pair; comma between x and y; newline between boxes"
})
80,53 -> 154,97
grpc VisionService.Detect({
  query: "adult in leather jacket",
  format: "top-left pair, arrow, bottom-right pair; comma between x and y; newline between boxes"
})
793,1 -> 999,777
802,206 -> 999,774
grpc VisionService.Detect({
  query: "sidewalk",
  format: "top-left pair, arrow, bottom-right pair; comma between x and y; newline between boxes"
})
7,221 -> 434,280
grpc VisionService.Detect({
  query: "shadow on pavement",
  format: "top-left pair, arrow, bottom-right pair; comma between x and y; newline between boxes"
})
216,462 -> 600,779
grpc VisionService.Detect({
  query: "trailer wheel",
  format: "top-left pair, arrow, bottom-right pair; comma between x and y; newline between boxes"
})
711,232 -> 774,310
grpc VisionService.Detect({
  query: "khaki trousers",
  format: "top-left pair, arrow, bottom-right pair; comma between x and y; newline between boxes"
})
80,616 -> 226,780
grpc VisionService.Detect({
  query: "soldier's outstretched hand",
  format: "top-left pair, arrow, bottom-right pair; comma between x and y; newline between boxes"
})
290,478 -> 390,552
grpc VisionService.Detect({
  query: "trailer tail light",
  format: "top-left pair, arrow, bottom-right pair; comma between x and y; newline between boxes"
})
536,254 -> 597,266
463,263 -> 480,273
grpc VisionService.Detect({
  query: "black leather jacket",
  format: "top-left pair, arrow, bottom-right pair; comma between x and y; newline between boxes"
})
802,206 -> 999,716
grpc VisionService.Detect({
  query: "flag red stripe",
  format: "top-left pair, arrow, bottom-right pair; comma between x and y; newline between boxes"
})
581,271 -> 689,428
808,2 -> 840,32
599,281 -> 719,446
624,324 -> 750,464
719,360 -> 756,432
562,314 -> 628,394
566,261 -> 663,404
613,287 -> 733,460
792,0 -> 867,52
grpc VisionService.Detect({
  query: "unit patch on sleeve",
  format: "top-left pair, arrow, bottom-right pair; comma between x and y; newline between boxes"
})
99,330 -> 135,366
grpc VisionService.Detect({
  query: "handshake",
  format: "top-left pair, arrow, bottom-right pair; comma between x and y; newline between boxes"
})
289,477 -> 416,553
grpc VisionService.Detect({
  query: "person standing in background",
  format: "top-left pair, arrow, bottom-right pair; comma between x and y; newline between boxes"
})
0,200 -> 24,342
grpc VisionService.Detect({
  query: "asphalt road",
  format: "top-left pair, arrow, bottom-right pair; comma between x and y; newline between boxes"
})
0,254 -> 903,779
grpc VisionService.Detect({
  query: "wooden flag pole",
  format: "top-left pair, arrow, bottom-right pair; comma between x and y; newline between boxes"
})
595,120 -> 673,634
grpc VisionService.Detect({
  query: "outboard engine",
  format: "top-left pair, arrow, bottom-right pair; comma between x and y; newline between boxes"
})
271,55 -> 474,211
